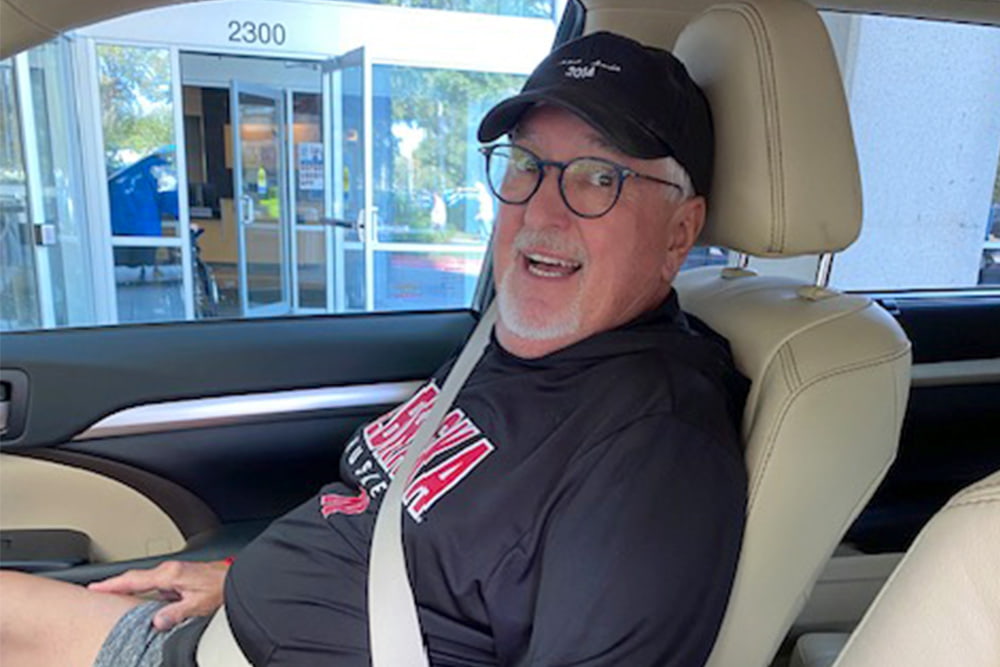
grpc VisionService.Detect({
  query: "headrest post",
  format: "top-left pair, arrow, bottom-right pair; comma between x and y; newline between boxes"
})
721,251 -> 757,279
815,253 -> 835,288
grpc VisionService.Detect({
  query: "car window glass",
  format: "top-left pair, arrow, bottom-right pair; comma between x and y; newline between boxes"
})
0,0 -> 557,331
824,12 -> 1000,292
746,13 -> 1000,292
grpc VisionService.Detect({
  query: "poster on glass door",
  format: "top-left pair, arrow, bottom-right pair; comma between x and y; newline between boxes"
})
298,142 -> 324,192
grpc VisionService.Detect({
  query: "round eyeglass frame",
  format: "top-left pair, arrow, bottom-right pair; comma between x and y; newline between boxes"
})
479,143 -> 683,219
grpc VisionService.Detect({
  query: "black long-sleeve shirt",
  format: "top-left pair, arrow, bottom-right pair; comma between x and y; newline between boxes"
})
225,293 -> 748,666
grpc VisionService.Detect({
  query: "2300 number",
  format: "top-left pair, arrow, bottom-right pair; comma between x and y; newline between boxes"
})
227,21 -> 287,46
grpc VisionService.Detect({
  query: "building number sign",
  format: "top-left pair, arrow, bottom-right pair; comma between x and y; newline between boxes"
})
228,21 -> 287,46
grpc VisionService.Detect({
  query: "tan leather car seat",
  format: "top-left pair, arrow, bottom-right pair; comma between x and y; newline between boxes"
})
671,1 -> 912,666
791,468 -> 1000,667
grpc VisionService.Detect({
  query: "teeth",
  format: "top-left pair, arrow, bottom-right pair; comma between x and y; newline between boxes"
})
528,264 -> 566,278
524,251 -> 582,279
525,252 -> 581,269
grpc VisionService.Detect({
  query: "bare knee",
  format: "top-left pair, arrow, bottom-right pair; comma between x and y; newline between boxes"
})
0,570 -> 56,659
0,570 -> 139,667
0,570 -> 46,633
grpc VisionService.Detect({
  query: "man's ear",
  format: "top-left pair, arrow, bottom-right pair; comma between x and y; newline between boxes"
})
661,195 -> 707,283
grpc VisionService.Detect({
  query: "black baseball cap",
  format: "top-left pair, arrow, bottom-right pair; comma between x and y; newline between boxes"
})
478,31 -> 714,196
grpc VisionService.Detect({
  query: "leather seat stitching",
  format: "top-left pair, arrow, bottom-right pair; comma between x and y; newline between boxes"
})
748,345 -> 910,508
947,497 -> 1000,510
779,346 -> 798,393
725,2 -> 785,252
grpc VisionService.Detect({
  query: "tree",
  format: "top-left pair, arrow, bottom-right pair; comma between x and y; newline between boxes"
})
378,66 -> 523,240
97,45 -> 174,174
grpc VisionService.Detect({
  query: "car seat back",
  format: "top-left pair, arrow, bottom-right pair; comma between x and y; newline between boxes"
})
830,468 -> 1000,667
790,468 -> 1000,667
671,2 -> 912,665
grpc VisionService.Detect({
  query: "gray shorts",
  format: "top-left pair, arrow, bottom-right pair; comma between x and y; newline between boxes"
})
93,600 -> 190,667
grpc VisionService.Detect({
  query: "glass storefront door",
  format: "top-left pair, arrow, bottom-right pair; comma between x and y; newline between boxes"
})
0,59 -> 40,330
231,82 -> 290,316
323,47 -> 370,312
290,90 -> 328,312
1,44 -> 93,330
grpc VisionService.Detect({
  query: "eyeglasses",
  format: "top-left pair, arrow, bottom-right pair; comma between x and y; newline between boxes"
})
480,143 -> 683,219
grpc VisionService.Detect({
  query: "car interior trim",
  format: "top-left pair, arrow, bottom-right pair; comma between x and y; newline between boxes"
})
0,453 -> 188,563
73,381 -> 425,441
793,552 -> 904,633
21,448 -> 221,540
910,358 -> 1000,387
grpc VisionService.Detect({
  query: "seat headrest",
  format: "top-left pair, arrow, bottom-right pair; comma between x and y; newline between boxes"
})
674,0 -> 862,257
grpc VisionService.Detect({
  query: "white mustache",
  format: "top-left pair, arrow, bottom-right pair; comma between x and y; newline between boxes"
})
512,228 -> 587,265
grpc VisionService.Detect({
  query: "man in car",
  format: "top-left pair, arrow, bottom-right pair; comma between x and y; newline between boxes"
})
0,31 -> 747,666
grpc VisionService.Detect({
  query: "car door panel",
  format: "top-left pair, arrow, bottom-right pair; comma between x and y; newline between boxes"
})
0,310 -> 476,581
1,454 -> 189,562
2,311 -> 475,449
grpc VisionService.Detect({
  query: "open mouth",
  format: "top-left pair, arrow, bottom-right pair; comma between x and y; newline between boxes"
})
523,252 -> 583,278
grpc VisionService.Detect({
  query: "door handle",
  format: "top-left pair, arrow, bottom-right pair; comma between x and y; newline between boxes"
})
0,370 -> 29,443
0,382 -> 10,437
318,214 -> 364,243
356,209 -> 366,243
241,195 -> 254,225
318,218 -> 354,229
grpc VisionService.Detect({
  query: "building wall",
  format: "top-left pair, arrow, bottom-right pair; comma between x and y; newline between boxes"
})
830,15 -> 1000,290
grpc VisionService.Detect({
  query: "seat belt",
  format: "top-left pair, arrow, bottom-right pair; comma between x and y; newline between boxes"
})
196,604 -> 252,667
368,302 -> 497,667
193,305 -> 496,667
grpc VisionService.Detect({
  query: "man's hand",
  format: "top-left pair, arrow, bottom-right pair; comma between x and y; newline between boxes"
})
87,560 -> 229,631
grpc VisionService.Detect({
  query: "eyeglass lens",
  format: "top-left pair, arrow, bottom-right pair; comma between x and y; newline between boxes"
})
485,145 -> 623,218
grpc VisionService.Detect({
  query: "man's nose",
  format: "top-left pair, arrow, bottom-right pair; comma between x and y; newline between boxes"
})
523,169 -> 572,228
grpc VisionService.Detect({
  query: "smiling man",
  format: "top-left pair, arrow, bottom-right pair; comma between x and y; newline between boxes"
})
484,34 -> 712,360
0,32 -> 747,667
489,106 -> 702,357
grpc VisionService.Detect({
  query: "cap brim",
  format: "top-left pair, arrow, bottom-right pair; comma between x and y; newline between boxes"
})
477,86 -> 675,160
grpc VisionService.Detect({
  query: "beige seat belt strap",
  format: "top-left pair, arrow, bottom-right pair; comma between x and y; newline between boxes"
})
368,303 -> 497,667
196,603 -> 252,667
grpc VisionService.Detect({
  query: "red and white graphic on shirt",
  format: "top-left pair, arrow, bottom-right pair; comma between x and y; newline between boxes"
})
361,382 -> 494,522
320,487 -> 370,518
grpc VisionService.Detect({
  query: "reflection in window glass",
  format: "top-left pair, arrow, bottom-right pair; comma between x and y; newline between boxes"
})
373,250 -> 483,311
113,245 -> 185,323
98,45 -> 180,238
374,65 -> 523,245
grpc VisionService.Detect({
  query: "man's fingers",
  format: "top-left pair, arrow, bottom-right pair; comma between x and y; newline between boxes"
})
87,569 -> 156,594
152,601 -> 187,631
151,597 -> 205,631
87,561 -> 184,595
87,560 -> 224,632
